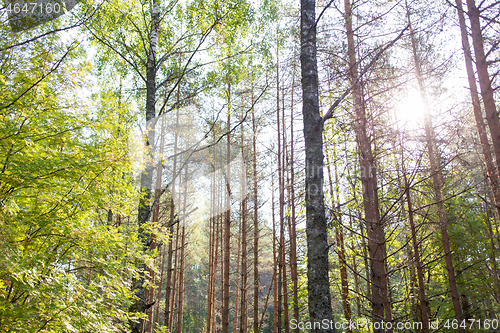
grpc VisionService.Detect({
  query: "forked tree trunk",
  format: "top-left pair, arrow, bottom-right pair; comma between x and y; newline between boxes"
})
300,0 -> 335,331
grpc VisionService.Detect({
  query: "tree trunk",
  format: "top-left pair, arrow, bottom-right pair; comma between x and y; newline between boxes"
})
206,179 -> 215,333
239,127 -> 248,333
276,51 -> 283,333
175,227 -> 185,333
348,213 -> 361,316
455,0 -> 500,304
221,82 -> 232,333
403,171 -> 430,333
281,87 -> 290,333
233,207 -> 241,333
272,178 -> 278,333
252,84 -> 260,333
300,0 -> 335,331
466,0 -> 500,178
406,7 -> 464,331
164,88 -> 181,331
152,115 -> 166,332
325,136 -> 351,332
175,165 -> 188,333
289,61 -> 299,333
212,175 -> 221,333
129,1 -> 160,331
485,196 -> 500,303
344,0 -> 387,328
169,211 -> 181,330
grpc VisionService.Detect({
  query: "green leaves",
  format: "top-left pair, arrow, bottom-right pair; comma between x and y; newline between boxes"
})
0,22 -> 143,331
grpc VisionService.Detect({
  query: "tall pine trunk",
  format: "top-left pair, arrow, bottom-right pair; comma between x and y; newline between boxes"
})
276,51 -> 283,333
466,0 -> 500,177
344,0 -> 389,328
252,84 -> 260,333
406,7 -> 464,331
252,81 -> 259,332
239,128 -> 248,333
455,0 -> 500,303
289,62 -> 299,332
221,82 -> 232,333
281,88 -> 290,333
403,168 -> 430,333
272,178 -> 278,333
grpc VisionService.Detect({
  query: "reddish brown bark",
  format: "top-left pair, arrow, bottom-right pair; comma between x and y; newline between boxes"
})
455,0 -> 500,304
466,0 -> 500,179
289,62 -> 299,332
344,0 -> 388,328
221,83 -> 231,333
239,127 -> 248,333
406,7 -> 464,331
252,84 -> 260,333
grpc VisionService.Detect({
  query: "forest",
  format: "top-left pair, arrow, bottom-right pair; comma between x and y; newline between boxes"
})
1,0 -> 500,332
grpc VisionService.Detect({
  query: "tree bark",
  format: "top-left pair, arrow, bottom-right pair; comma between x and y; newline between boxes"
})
289,61 -> 299,333
151,115 -> 166,332
221,82 -> 232,333
272,178 -> 278,333
206,173 -> 215,333
281,87 -> 290,333
239,127 -> 248,333
300,0 -> 335,331
129,1 -> 160,331
455,0 -> 500,304
406,7 -> 465,331
344,0 -> 388,328
233,207 -> 242,333
466,0 -> 500,178
325,133 -> 351,331
252,84 -> 260,333
175,227 -> 185,333
175,165 -> 188,333
325,71 -> 351,331
164,81 -> 181,332
403,171 -> 430,333
276,60 -> 283,333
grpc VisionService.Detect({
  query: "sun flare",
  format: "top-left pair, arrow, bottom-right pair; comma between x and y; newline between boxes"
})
395,88 -> 427,126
